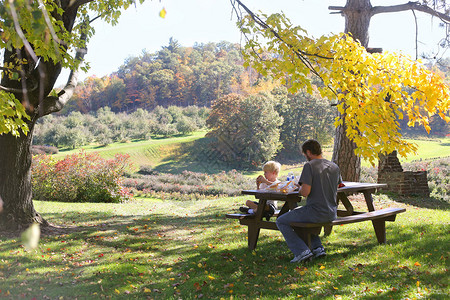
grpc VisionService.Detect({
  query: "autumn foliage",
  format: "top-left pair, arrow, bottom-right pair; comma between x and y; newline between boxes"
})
32,151 -> 133,203
206,93 -> 282,166
238,12 -> 450,164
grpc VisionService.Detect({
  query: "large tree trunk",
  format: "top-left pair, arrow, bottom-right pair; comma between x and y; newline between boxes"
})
332,116 -> 361,181
331,0 -> 372,181
0,121 -> 48,231
0,0 -> 84,232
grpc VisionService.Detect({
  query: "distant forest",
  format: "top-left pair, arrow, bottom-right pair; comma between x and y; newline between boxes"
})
58,39 -> 449,138
62,39 -> 257,114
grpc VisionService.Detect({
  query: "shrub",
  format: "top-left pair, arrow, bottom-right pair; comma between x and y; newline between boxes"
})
123,169 -> 254,200
31,145 -> 59,155
403,157 -> 450,201
361,157 -> 449,201
138,165 -> 158,175
32,151 -> 133,203
176,116 -> 198,135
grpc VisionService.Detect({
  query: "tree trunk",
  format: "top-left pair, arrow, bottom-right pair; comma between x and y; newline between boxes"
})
0,3 -> 83,232
332,115 -> 361,181
343,0 -> 372,47
332,0 -> 372,181
0,121 -> 48,231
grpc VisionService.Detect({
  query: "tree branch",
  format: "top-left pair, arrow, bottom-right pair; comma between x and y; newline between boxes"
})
37,22 -> 88,118
230,0 -> 333,85
330,2 -> 450,23
371,2 -> 450,23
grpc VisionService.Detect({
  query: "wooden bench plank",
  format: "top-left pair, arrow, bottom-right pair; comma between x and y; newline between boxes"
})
290,208 -> 406,228
226,210 -> 281,220
225,213 -> 255,219
297,208 -> 405,226
290,208 -> 406,246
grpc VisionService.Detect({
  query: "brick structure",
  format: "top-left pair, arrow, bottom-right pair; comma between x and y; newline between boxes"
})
377,151 -> 430,196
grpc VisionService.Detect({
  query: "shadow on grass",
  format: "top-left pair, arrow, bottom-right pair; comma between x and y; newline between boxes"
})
153,137 -> 257,174
387,193 -> 450,210
1,202 -> 448,299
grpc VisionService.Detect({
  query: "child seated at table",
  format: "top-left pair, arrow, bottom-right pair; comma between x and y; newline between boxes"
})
239,161 -> 281,220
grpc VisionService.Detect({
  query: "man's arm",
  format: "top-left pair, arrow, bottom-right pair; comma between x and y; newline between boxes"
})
299,183 -> 311,197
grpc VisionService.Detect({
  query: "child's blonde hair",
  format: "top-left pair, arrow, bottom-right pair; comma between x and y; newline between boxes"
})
263,161 -> 281,174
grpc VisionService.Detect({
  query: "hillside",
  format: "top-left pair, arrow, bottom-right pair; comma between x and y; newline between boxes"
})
52,133 -> 450,176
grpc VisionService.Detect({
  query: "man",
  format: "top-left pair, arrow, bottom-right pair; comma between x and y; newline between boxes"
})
276,139 -> 342,263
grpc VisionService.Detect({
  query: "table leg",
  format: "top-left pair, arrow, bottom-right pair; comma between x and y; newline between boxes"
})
247,223 -> 261,250
362,188 -> 385,243
246,199 -> 267,250
323,225 -> 333,236
337,192 -> 354,215
287,199 -> 299,210
278,202 -> 290,216
372,220 -> 386,244
363,189 -> 376,212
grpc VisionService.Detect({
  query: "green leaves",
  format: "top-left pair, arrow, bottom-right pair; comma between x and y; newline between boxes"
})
0,91 -> 30,137
0,0 -> 144,136
237,11 -> 450,164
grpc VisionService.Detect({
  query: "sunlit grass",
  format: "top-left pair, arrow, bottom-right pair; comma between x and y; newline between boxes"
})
1,195 -> 448,299
52,131 -> 208,170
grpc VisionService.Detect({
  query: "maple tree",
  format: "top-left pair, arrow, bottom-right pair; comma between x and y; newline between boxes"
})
206,93 -> 282,166
0,0 -> 145,230
231,0 -> 450,179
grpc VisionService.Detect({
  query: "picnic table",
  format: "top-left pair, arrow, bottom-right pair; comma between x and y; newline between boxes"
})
226,181 -> 405,250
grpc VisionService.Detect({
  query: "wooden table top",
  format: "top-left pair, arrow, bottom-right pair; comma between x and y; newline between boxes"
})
242,181 -> 387,199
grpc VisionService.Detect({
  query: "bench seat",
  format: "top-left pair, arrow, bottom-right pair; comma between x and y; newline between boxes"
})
290,207 -> 406,246
226,210 -> 281,220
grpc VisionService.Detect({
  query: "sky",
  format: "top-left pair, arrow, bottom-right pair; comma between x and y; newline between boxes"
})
57,0 -> 449,86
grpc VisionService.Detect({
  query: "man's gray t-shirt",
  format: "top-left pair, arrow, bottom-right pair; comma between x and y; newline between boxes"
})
299,159 -> 341,222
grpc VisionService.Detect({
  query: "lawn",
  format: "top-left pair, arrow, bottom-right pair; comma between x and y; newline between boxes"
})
400,138 -> 450,162
53,131 -> 208,172
0,194 -> 448,299
51,135 -> 450,176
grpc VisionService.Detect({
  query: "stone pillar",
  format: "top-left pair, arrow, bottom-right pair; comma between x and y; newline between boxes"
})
377,151 -> 430,196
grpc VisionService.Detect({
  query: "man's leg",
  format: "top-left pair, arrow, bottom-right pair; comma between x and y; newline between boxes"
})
276,207 -> 312,257
310,235 -> 323,250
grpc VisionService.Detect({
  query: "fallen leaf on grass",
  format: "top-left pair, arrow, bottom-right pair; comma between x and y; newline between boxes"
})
21,223 -> 40,251
224,283 -> 234,289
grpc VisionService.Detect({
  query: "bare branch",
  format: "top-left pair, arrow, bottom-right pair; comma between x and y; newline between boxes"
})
37,21 -> 88,117
371,2 -> 450,23
231,0 -> 333,82
7,0 -> 39,64
412,9 -> 419,60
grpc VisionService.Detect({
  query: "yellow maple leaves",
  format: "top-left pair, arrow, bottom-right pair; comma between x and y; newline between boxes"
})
159,7 -> 167,19
239,12 -> 450,164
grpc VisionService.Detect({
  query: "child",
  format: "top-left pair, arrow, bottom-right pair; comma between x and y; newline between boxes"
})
239,161 -> 281,220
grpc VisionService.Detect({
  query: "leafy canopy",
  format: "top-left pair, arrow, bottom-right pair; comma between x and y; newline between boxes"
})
238,12 -> 450,165
0,0 -> 143,136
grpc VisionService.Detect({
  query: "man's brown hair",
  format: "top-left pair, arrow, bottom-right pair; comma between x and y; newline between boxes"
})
301,139 -> 322,156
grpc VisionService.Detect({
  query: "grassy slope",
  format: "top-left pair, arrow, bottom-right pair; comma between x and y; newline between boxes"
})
53,131 -> 208,172
400,138 -> 450,162
1,195 -> 448,299
1,136 -> 448,298
52,134 -> 450,176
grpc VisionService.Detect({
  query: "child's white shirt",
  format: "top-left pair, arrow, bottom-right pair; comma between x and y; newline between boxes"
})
258,179 -> 280,208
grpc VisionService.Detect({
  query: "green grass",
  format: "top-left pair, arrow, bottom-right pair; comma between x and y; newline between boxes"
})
1,195 -> 448,299
51,135 -> 450,177
53,131 -> 208,172
400,137 -> 450,162
356,137 -> 450,167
